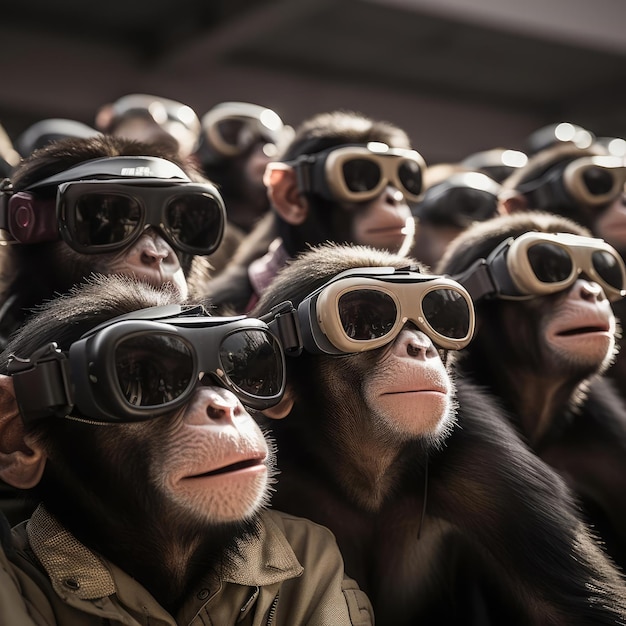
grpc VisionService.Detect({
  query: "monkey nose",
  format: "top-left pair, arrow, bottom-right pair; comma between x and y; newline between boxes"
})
395,326 -> 438,359
203,388 -> 247,422
386,186 -> 407,205
578,279 -> 605,301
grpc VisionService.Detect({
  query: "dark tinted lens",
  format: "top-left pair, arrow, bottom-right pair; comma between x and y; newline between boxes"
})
220,330 -> 282,398
342,159 -> 381,193
165,194 -> 223,252
582,167 -> 615,195
527,243 -> 573,283
215,118 -> 248,148
337,290 -> 397,340
592,250 -> 624,289
451,188 -> 498,221
73,193 -> 141,247
115,333 -> 194,408
398,160 -> 423,196
421,289 -> 471,340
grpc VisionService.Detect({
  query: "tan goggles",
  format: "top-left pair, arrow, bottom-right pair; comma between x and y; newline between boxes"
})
518,156 -> 626,207
201,103 -> 290,157
298,272 -> 475,354
474,231 -> 626,302
286,142 -> 426,203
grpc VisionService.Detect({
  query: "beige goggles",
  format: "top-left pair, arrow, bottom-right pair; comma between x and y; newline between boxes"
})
275,142 -> 426,204
454,231 -> 626,302
296,267 -> 475,355
517,155 -> 626,208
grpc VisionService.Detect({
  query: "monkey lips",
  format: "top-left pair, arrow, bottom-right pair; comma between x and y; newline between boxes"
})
546,302 -> 616,368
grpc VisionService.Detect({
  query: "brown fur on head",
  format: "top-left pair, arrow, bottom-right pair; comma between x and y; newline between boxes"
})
252,243 -> 428,319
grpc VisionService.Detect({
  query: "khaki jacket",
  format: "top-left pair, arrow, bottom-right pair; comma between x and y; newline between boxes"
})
2,506 -> 373,626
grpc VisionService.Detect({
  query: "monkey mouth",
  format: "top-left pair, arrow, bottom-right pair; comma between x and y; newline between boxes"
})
554,321 -> 611,337
555,326 -> 609,336
383,387 -> 448,395
188,457 -> 266,479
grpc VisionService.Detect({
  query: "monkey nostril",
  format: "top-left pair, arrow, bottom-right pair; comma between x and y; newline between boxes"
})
206,405 -> 229,421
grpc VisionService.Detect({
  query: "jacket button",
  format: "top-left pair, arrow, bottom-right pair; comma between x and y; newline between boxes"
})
64,579 -> 81,590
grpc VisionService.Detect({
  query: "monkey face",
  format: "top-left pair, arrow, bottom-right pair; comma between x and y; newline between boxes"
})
150,386 -> 273,524
541,279 -> 617,376
348,187 -> 415,255
363,326 -> 455,443
51,234 -> 189,298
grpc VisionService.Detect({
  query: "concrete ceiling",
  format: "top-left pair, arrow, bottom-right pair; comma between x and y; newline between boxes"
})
1,0 -> 625,163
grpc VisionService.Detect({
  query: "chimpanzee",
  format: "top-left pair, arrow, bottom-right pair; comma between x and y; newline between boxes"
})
203,109 -> 424,313
0,134 -> 227,525
250,243 -> 626,626
0,134 -> 225,349
0,274 -> 373,625
438,210 -> 626,571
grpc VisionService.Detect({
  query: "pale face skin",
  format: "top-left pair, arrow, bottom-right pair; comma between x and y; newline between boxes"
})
363,326 -> 455,444
348,186 -> 415,256
57,229 -> 189,299
148,385 -> 272,524
541,278 -> 616,375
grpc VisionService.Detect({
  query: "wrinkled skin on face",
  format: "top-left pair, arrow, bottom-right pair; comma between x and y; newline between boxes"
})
344,187 -> 415,256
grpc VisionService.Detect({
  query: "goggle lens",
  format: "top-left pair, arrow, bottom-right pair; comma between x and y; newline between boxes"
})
582,167 -> 615,196
338,290 -> 396,340
398,160 -> 423,196
115,333 -> 194,408
527,243 -> 573,283
592,250 -> 624,289
422,289 -> 472,339
165,194 -> 223,250
219,330 -> 283,398
74,193 -> 141,247
342,159 -> 381,193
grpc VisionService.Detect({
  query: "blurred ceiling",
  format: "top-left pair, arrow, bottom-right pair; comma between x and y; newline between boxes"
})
1,0 -> 625,162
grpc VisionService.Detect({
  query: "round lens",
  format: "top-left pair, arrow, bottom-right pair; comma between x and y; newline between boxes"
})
398,160 -> 423,196
115,333 -> 194,409
342,159 -> 381,193
592,250 -> 624,289
527,243 -> 573,283
453,188 -> 498,222
337,290 -> 397,340
215,118 -> 249,150
582,167 -> 615,196
165,193 -> 224,253
73,193 -> 141,248
219,330 -> 282,398
421,289 -> 471,340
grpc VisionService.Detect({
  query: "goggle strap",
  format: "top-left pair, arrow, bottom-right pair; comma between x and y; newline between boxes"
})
262,301 -> 303,356
451,259 -> 498,301
0,179 -> 13,233
294,158 -> 314,195
8,343 -> 74,425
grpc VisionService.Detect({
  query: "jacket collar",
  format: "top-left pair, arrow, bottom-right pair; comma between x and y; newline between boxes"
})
26,505 -> 303,602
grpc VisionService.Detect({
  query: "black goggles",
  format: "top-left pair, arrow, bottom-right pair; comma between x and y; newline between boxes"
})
201,102 -> 293,158
7,303 -> 302,425
0,156 -> 226,255
453,231 -> 626,303
413,172 -> 501,226
281,142 -> 426,204
297,267 -> 475,355
516,156 -> 626,209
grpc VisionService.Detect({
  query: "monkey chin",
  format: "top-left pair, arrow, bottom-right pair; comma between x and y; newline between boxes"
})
377,392 -> 457,447
175,465 -> 271,524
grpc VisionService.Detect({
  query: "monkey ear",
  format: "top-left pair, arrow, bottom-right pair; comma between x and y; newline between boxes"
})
499,191 -> 528,214
0,375 -> 46,489
261,386 -> 295,420
264,163 -> 309,225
